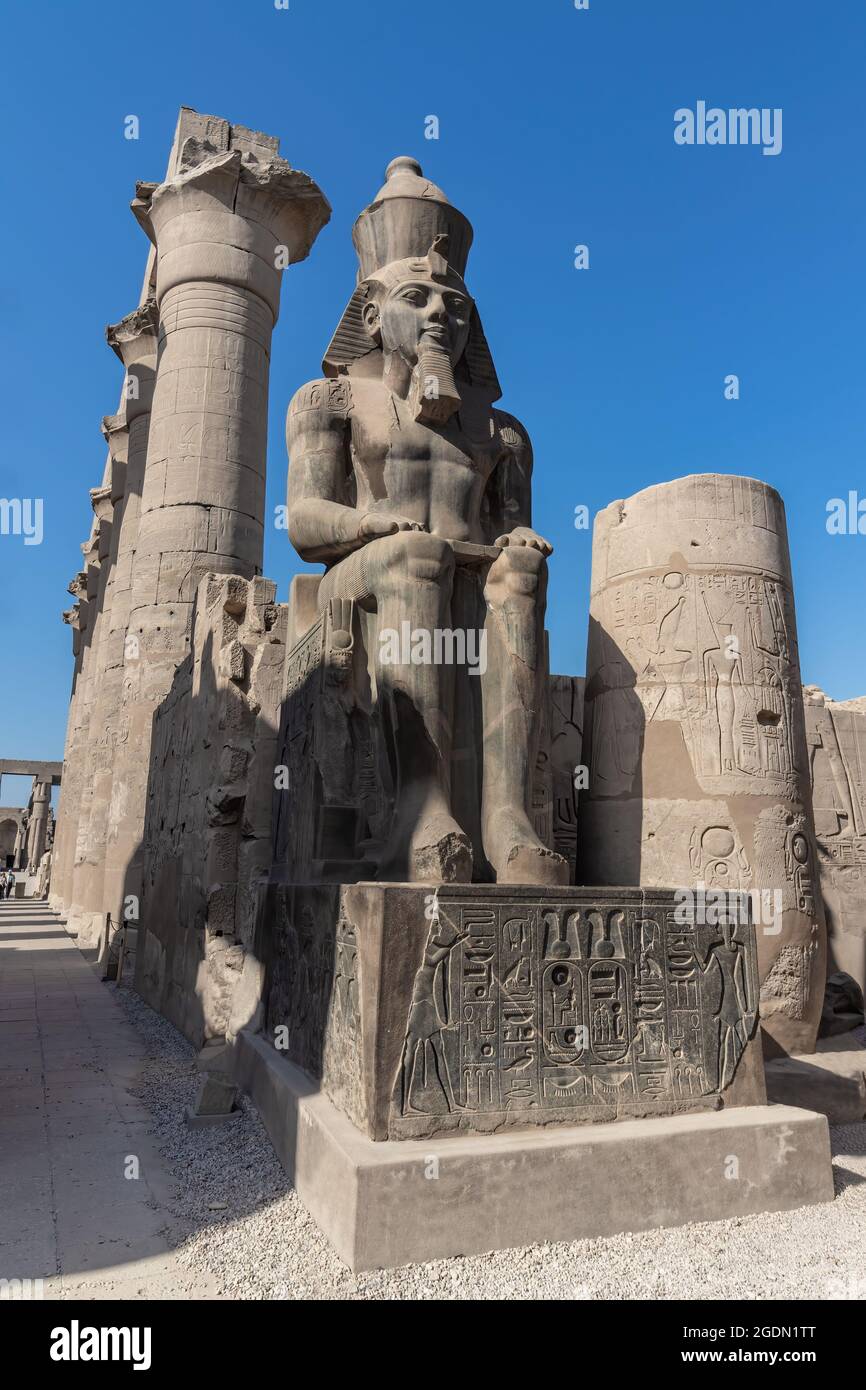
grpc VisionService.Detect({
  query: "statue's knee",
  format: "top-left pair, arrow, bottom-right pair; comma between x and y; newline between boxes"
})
379,531 -> 453,584
486,546 -> 546,603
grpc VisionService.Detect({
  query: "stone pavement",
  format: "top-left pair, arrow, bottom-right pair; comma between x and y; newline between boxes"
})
0,898 -> 219,1299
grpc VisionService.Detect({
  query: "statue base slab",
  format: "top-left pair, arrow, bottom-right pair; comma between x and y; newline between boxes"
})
765,1028 -> 866,1122
232,1029 -> 833,1271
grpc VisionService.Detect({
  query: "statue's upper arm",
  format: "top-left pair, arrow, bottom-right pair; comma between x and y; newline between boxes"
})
287,378 -> 352,502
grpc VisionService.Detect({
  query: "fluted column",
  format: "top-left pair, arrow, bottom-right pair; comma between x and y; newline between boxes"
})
577,474 -> 826,1054
102,143 -> 329,929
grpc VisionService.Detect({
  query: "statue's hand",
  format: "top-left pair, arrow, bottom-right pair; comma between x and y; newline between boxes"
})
359,512 -> 427,540
494,526 -> 553,557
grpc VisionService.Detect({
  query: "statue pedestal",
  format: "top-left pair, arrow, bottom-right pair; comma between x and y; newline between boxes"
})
233,1029 -> 833,1271
256,883 -> 768,1141
237,881 -> 833,1266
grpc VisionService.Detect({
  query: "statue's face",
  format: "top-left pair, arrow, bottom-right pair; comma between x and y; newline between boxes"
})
365,276 -> 472,368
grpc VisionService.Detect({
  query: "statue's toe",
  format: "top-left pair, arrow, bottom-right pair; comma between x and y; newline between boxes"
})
500,843 -> 569,886
411,815 -> 473,884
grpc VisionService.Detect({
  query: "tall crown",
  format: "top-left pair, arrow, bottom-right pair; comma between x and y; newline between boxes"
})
352,156 -> 473,280
323,156 -> 500,401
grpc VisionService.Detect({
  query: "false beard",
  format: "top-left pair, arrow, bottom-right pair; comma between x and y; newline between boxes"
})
410,343 -> 461,425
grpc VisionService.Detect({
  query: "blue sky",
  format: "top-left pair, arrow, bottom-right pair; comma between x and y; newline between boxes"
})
1,0 -> 865,807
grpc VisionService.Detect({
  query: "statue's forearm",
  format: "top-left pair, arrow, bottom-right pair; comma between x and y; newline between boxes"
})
288,497 -> 364,563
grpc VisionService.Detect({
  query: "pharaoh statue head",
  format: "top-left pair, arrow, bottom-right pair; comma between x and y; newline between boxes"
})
323,156 -> 500,424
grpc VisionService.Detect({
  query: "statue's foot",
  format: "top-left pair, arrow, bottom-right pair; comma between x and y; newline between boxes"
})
410,812 -> 473,884
484,807 -> 569,886
377,808 -> 473,884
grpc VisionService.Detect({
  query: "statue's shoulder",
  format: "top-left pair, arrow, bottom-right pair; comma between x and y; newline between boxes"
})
492,408 -> 532,457
288,376 -> 354,424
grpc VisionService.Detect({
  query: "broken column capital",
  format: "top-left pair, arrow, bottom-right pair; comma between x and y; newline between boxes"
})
81,536 -> 101,598
100,414 -> 130,503
106,298 -> 160,421
90,486 -> 114,561
67,570 -> 88,601
131,149 -> 330,320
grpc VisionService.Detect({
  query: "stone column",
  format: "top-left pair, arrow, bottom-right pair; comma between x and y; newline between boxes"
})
26,781 -> 51,873
67,302 -> 160,946
65,488 -> 115,937
577,474 -> 826,1054
50,578 -> 87,906
102,142 -> 329,929
12,816 -> 27,871
50,540 -> 102,913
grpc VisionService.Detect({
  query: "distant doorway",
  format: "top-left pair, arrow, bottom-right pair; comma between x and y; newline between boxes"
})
0,818 -> 18,869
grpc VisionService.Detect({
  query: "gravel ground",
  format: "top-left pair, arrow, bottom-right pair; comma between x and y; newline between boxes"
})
109,983 -> 866,1301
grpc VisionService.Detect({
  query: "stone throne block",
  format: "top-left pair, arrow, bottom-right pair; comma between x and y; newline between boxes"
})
258,882 -> 765,1142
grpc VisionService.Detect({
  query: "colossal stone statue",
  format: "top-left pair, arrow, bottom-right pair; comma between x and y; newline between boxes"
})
260,167 -> 770,1154
577,475 -> 827,1054
285,157 -> 567,886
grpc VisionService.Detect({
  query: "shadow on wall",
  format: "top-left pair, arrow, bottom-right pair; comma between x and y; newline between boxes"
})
576,616 -> 646,886
130,573 -> 304,1059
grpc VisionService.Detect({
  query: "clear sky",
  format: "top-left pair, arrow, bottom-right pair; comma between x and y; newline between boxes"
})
1,0 -> 865,804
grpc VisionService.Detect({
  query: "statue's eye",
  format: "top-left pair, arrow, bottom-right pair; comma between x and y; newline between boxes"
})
400,288 -> 426,305
446,297 -> 468,315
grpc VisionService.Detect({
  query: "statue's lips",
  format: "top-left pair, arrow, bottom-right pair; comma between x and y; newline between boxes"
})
420,328 -> 450,347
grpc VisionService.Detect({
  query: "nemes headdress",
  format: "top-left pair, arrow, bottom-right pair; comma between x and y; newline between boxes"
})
323,156 -> 501,401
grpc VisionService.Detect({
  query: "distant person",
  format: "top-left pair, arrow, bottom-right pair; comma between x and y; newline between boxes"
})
5,870 -> 15,898
0,871 -> 6,898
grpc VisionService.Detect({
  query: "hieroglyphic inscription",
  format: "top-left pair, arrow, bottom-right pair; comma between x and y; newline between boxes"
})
597,568 -> 802,799
394,892 -> 758,1129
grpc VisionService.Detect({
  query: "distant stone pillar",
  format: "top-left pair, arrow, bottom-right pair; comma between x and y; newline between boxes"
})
51,542 -> 102,912
65,487 -> 115,935
12,817 -> 27,871
102,143 -> 329,929
26,781 -> 51,873
50,576 -> 88,906
67,303 -> 160,945
577,474 -> 826,1054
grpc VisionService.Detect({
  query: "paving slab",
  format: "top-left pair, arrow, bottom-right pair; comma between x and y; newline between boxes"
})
0,899 -> 220,1299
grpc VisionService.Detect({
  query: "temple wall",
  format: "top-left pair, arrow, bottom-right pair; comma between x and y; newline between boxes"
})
134,572 -> 286,1047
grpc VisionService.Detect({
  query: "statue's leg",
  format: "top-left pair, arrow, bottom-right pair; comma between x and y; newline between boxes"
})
481,545 -> 569,886
319,533 -> 472,883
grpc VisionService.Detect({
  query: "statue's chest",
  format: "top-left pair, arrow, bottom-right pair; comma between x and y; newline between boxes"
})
349,396 -> 499,482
